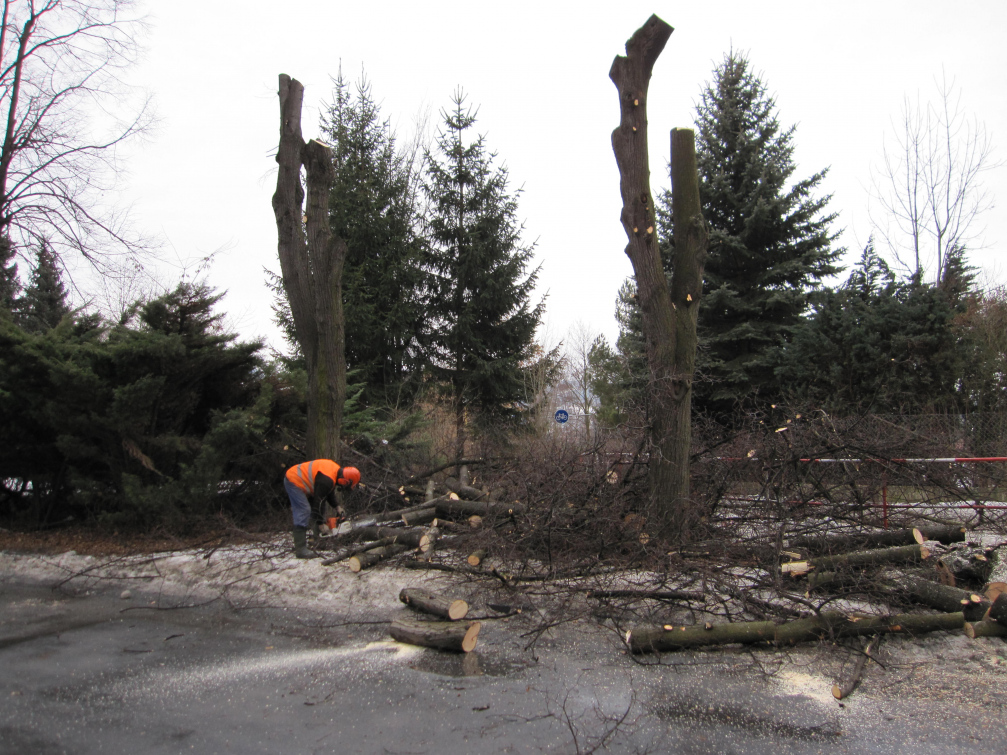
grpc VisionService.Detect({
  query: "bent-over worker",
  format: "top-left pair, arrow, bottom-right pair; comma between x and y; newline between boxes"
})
284,459 -> 361,559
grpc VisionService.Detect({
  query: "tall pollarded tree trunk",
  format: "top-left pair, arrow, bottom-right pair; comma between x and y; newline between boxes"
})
610,17 -> 707,540
272,74 -> 348,458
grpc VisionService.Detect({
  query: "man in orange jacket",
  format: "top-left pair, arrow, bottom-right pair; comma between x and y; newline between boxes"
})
284,459 -> 361,559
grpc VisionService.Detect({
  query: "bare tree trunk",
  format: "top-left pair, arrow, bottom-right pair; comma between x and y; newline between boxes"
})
610,16 -> 706,540
271,74 -> 347,458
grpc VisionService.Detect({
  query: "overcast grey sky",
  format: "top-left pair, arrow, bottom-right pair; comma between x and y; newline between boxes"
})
121,0 -> 1007,351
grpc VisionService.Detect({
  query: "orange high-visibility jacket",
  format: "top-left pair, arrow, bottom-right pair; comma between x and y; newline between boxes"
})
285,459 -> 341,496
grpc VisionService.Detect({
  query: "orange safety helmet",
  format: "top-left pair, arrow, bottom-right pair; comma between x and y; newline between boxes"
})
337,466 -> 361,489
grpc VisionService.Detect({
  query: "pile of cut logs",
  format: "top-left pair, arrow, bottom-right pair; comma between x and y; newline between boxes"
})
318,476 -> 521,572
629,524 -> 1007,657
392,587 -> 481,653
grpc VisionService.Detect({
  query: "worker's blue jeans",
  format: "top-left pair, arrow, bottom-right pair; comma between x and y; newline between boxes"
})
284,478 -> 312,528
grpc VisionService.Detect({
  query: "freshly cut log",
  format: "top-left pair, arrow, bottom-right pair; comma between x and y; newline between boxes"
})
789,525 -> 966,554
988,592 -> 1007,625
336,525 -> 437,553
889,572 -> 991,621
832,634 -> 881,700
444,476 -> 490,501
399,587 -> 469,620
913,525 -> 970,545
321,536 -> 399,566
627,611 -> 964,653
436,499 -> 526,518
467,549 -> 488,567
389,618 -> 481,652
964,619 -> 1007,639
402,507 -> 437,526
782,544 -> 931,577
348,543 -> 411,572
468,515 -> 483,529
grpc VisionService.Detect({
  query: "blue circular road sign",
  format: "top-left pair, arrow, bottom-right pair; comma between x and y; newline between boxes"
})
555,409 -> 569,424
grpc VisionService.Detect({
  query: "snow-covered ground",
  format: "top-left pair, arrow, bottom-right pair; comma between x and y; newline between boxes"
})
0,538 -> 443,619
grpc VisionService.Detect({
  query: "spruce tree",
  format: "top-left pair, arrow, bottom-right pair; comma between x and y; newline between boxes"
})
18,242 -> 70,333
422,91 -> 547,457
321,71 -> 426,408
662,51 -> 841,413
588,279 -> 648,428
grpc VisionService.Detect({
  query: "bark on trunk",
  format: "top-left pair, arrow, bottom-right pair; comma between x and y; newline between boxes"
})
402,507 -> 438,526
272,74 -> 347,458
832,634 -> 880,700
628,611 -> 965,653
888,571 -> 991,621
988,592 -> 1007,625
336,525 -> 432,551
937,545 -> 994,584
348,543 -> 411,572
789,525 -> 967,554
399,588 -> 469,621
782,544 -> 932,576
389,619 -> 481,652
445,477 -> 489,501
435,499 -> 525,519
610,16 -> 706,540
964,619 -> 1007,639
321,536 -> 399,566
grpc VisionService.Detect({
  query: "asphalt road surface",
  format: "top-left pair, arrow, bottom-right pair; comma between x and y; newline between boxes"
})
2,573 -> 1006,754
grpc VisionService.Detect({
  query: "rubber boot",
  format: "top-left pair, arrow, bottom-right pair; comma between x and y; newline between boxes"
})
292,526 -> 318,559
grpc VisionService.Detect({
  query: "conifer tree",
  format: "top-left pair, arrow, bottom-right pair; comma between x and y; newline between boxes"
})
422,91 -> 547,458
780,239 -> 966,413
321,72 -> 426,407
18,242 -> 70,333
662,52 -> 841,413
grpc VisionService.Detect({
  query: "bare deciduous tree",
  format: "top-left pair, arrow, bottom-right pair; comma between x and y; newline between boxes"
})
561,321 -> 601,440
871,72 -> 998,284
0,0 -> 154,281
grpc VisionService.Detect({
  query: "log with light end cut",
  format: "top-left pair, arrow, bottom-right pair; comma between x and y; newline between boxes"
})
467,549 -> 488,567
402,507 -> 437,526
832,634 -> 881,700
321,536 -> 399,566
348,543 -> 411,572
964,619 -> 1007,639
436,499 -> 526,519
389,618 -> 481,652
627,611 -> 965,653
399,587 -> 468,620
888,571 -> 991,621
782,543 -> 932,577
789,525 -> 966,554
